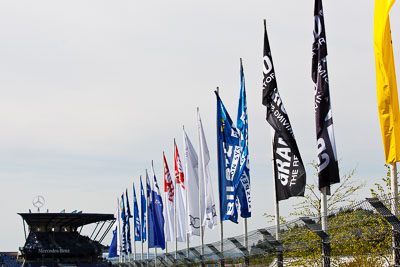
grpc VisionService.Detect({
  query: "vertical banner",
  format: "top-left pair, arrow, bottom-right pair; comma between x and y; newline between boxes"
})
236,59 -> 251,218
120,194 -> 127,255
174,141 -> 187,242
374,0 -> 400,163
125,189 -> 133,254
150,165 -> 166,249
262,20 -> 306,201
183,129 -> 201,236
140,177 -> 147,243
133,183 -> 141,242
312,0 -> 340,190
163,153 -> 175,242
197,110 -> 218,229
216,92 -> 240,223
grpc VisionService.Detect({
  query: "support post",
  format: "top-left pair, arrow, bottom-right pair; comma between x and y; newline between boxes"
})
300,217 -> 330,267
320,186 -> 330,267
367,197 -> 400,266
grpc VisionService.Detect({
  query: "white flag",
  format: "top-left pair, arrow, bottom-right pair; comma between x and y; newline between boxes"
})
174,141 -> 187,242
163,153 -> 174,242
197,110 -> 218,229
183,129 -> 200,236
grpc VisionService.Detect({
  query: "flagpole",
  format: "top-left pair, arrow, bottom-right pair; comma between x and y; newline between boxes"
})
173,140 -> 178,262
154,247 -> 157,267
197,107 -> 205,266
183,125 -> 190,260
271,130 -> 283,267
216,86 -> 225,266
146,169 -> 150,264
391,162 -> 399,264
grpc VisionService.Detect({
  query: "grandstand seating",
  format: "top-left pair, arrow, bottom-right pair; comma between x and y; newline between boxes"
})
0,253 -> 22,267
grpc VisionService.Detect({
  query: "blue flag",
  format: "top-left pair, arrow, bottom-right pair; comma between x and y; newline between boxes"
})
149,165 -> 165,249
236,60 -> 251,218
133,182 -> 141,241
216,91 -> 240,223
120,194 -> 127,254
140,176 -> 147,242
125,189 -> 132,253
146,171 -> 155,248
108,208 -> 119,258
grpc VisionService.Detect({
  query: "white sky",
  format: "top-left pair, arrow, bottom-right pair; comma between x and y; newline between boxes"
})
0,0 -> 399,252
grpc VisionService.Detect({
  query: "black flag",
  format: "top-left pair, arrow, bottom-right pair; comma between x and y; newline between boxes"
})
262,20 -> 306,201
312,0 -> 339,190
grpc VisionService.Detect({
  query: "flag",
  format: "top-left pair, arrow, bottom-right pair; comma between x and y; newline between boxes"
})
312,0 -> 340,190
150,164 -> 166,249
163,153 -> 175,242
183,128 -> 201,236
120,194 -> 127,254
125,189 -> 133,253
146,170 -> 154,247
236,59 -> 251,218
108,206 -> 120,258
197,110 -> 218,229
140,176 -> 147,243
216,92 -> 240,223
133,182 -> 141,242
174,140 -> 187,242
374,0 -> 400,163
262,20 -> 306,201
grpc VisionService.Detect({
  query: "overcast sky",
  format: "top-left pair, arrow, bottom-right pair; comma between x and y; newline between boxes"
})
0,0 -> 399,252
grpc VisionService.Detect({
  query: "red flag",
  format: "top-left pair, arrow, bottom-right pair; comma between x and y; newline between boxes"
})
163,153 -> 174,202
174,141 -> 185,189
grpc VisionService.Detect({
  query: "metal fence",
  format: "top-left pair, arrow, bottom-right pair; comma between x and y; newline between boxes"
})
116,195 -> 400,266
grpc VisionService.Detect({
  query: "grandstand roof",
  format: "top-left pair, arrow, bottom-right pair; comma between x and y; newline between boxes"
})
18,213 -> 114,228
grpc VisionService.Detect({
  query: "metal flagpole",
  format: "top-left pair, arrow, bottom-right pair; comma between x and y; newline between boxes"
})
271,131 -> 283,267
197,107 -> 205,266
174,144 -> 178,262
154,247 -> 157,267
134,231 -> 136,261
183,125 -> 190,260
391,163 -> 399,264
146,170 -> 150,264
320,186 -> 329,267
217,87 -> 225,267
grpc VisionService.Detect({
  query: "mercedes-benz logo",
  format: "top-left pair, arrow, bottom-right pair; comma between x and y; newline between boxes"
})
32,195 -> 45,209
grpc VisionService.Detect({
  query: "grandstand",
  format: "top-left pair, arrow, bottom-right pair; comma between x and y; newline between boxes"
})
19,213 -> 114,267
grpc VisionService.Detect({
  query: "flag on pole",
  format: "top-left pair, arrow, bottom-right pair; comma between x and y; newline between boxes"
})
140,176 -> 147,243
108,206 -> 120,258
125,189 -> 133,254
262,20 -> 306,201
121,194 -> 127,254
374,0 -> 400,163
183,128 -> 201,236
197,110 -> 218,229
216,92 -> 240,223
163,153 -> 175,242
150,164 -> 166,249
236,59 -> 251,218
146,170 -> 154,247
174,140 -> 187,242
133,182 -> 141,242
312,0 -> 340,190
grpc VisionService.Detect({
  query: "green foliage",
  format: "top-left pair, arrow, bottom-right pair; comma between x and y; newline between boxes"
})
290,162 -> 363,218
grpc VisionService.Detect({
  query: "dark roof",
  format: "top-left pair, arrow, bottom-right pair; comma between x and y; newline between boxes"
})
18,213 -> 114,228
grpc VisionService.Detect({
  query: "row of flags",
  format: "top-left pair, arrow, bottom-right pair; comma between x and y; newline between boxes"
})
107,0 -> 400,259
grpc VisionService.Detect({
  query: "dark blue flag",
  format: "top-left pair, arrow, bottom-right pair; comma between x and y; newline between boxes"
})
108,209 -> 119,258
125,189 -> 132,253
120,194 -> 127,254
133,182 -> 141,241
149,166 -> 165,249
236,59 -> 251,218
140,176 -> 147,242
146,170 -> 154,248
216,91 -> 240,223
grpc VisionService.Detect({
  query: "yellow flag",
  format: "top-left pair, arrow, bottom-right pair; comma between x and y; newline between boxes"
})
375,0 -> 400,163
